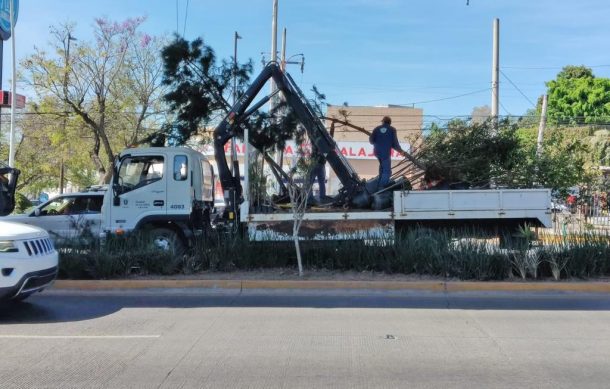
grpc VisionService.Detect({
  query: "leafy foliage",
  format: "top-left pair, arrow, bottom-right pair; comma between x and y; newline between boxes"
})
511,127 -> 589,195
13,193 -> 32,214
546,65 -> 610,125
20,18 -> 167,185
417,119 -> 522,188
160,35 -> 253,145
414,118 -> 589,194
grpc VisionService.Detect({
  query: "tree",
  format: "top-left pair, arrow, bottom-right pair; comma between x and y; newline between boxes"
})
21,18 -> 167,184
517,107 -> 540,128
513,127 -> 589,195
557,65 -> 593,80
417,119 -> 522,188
470,105 -> 491,124
546,65 -> 610,125
287,159 -> 314,277
160,35 -> 253,145
414,119 -> 589,194
11,100 -> 97,193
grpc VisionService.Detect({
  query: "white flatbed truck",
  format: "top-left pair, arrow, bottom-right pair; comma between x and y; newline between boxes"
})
102,146 -> 551,247
101,63 -> 552,249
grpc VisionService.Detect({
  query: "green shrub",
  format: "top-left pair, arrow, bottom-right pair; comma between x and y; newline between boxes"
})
57,226 -> 610,280
13,193 -> 32,214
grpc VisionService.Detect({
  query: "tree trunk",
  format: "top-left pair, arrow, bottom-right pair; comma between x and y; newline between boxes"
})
293,225 -> 303,277
90,132 -> 105,175
97,104 -> 116,184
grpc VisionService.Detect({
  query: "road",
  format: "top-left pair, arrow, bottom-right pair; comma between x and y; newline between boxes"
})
2,288 -> 610,388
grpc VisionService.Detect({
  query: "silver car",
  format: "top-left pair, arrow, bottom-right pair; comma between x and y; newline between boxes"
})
6,191 -> 104,243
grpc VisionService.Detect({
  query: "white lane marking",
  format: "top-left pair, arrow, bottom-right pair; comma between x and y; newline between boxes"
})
0,335 -> 161,339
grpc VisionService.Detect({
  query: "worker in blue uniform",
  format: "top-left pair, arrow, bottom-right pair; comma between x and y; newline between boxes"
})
369,116 -> 406,189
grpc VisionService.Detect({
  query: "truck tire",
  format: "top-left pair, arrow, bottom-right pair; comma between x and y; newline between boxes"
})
150,228 -> 185,256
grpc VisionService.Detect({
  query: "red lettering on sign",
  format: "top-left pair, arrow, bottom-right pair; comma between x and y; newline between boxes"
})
358,148 -> 366,157
341,147 -> 348,156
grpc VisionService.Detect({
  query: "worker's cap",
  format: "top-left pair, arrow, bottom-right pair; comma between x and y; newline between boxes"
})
381,116 -> 392,124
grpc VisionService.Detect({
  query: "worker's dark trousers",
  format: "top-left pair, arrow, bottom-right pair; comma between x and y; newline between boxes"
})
377,157 -> 391,189
309,164 -> 326,198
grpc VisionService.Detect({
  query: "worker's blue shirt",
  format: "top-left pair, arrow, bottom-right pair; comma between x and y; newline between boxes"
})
369,124 -> 402,160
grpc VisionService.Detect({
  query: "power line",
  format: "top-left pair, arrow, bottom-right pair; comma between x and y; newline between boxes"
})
303,82 -> 490,92
504,64 -> 610,70
182,0 -> 190,37
500,70 -> 537,107
175,0 -> 179,33
391,88 -> 491,106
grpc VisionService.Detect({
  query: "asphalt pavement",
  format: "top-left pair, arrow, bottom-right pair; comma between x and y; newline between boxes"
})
2,288 -> 610,388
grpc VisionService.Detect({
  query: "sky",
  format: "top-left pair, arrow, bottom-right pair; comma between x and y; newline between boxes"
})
7,0 -> 610,125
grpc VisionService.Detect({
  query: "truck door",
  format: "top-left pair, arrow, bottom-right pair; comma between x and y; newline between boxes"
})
111,155 -> 166,231
166,154 -> 191,217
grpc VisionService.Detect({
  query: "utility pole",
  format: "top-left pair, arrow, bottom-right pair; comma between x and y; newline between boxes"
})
275,27 -> 287,170
8,0 -> 16,168
60,33 -> 76,194
270,0 -> 282,177
280,27 -> 286,70
491,18 -> 500,129
270,0 -> 278,109
231,31 -> 241,180
536,94 -> 548,158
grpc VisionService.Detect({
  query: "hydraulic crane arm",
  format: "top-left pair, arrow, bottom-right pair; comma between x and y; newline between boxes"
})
214,63 -> 371,213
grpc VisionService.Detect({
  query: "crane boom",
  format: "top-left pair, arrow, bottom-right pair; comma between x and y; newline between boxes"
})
214,63 -> 371,215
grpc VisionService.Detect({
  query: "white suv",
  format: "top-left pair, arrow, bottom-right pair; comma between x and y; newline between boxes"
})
0,221 -> 58,302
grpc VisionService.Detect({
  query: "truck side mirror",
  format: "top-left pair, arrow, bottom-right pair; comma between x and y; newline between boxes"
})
112,184 -> 121,206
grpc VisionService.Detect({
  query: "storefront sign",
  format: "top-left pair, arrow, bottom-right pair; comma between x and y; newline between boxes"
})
198,140 -> 410,161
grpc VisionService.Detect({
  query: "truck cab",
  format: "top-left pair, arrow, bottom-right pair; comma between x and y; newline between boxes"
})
102,147 -> 215,251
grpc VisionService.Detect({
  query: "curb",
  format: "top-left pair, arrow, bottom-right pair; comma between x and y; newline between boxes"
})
53,279 -> 610,293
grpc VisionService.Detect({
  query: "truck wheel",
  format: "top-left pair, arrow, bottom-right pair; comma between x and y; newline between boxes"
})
150,228 -> 185,256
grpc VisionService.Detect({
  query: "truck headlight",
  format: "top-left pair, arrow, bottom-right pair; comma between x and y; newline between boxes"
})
0,240 -> 18,253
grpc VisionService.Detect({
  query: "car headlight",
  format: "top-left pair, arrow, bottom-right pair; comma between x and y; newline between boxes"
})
0,240 -> 18,253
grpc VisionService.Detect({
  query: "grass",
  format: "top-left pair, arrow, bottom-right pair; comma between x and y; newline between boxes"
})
56,228 -> 610,281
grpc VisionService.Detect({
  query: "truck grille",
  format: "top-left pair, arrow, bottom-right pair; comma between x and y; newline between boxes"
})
22,238 -> 55,257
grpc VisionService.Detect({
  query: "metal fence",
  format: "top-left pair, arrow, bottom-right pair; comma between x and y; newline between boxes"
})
550,192 -> 610,233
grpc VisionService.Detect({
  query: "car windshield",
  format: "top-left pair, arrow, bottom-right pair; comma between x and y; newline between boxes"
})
117,156 -> 164,194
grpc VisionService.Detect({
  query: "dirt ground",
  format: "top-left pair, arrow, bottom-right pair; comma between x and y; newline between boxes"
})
132,269 -> 447,282
131,269 -> 609,283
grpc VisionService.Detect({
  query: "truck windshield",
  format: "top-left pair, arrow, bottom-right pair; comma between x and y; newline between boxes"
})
117,156 -> 164,194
